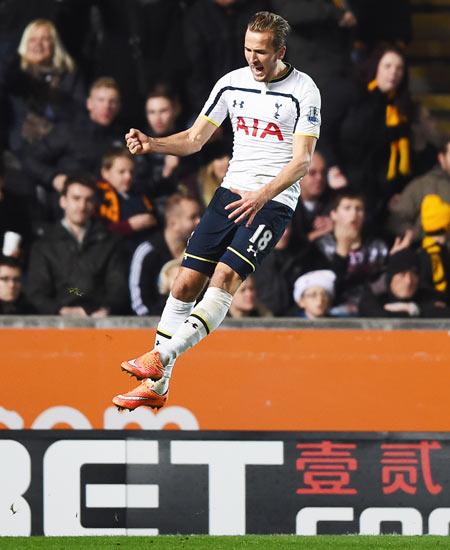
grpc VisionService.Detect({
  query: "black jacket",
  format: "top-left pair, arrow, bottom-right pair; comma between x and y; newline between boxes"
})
25,220 -> 128,314
0,53 -> 85,154
358,284 -> 450,318
320,81 -> 411,205
0,294 -> 36,315
129,231 -> 174,316
23,114 -> 123,188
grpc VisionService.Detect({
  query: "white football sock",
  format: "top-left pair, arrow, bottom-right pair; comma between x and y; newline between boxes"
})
152,293 -> 195,395
159,287 -> 233,366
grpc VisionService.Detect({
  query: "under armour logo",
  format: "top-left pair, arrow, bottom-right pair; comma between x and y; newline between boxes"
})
247,244 -> 258,257
233,99 -> 244,108
156,340 -> 160,346
274,102 -> 282,119
184,319 -> 198,330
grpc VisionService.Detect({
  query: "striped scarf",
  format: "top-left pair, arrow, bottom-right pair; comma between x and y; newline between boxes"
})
368,79 -> 411,181
422,236 -> 447,293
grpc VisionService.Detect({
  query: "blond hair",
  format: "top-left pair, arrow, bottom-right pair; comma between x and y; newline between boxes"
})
18,19 -> 75,72
247,11 -> 291,51
89,77 -> 121,96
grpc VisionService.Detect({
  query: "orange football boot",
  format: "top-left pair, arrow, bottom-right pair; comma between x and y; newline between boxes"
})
120,350 -> 165,381
112,379 -> 167,411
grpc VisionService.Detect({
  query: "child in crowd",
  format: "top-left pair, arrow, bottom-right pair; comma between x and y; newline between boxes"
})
291,269 -> 336,319
97,147 -> 158,250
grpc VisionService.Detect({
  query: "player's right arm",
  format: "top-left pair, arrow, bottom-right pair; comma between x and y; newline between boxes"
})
125,115 -> 217,157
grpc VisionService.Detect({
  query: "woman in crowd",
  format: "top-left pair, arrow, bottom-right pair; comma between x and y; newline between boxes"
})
320,45 -> 413,226
0,18 -> 85,155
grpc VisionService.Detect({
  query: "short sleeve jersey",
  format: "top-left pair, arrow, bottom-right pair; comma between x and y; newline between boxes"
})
200,64 -> 321,211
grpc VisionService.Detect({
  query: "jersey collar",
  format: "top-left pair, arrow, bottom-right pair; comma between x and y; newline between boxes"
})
269,63 -> 293,83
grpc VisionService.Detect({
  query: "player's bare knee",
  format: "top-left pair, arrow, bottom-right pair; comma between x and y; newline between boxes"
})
210,263 -> 243,295
171,267 -> 208,302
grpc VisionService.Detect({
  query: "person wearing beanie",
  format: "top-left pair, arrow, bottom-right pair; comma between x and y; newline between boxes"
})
418,194 -> 450,305
359,247 -> 450,317
290,269 -> 336,319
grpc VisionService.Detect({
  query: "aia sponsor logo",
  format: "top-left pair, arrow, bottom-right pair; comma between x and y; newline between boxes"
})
236,117 -> 284,141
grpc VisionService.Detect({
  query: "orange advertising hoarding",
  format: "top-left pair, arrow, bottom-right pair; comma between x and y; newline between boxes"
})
0,326 -> 449,431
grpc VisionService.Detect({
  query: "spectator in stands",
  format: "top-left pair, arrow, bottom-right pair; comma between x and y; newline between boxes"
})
359,248 -> 450,318
182,0 -> 268,114
418,194 -> 450,305
26,175 -> 128,317
0,255 -> 35,314
291,150 -> 332,248
195,140 -> 231,208
0,18 -> 85,155
312,189 -> 388,315
253,224 -> 303,316
320,45 -> 413,220
227,275 -> 271,318
97,147 -> 158,250
290,269 -> 336,319
387,136 -> 450,238
133,86 -> 184,200
24,77 -> 123,220
129,194 -> 201,316
157,258 -> 183,297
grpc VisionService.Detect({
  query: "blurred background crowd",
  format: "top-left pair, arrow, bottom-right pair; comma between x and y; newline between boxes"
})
1,0 -> 450,320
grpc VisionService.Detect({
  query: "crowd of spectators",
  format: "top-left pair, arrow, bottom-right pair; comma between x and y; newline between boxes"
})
2,0 -> 450,320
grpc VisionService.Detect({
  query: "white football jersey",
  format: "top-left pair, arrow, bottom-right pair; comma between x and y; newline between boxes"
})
200,64 -> 321,211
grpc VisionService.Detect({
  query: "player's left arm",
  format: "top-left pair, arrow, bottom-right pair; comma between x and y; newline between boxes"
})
226,134 -> 317,226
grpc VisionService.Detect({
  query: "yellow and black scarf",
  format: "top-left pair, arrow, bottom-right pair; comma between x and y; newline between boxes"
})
422,237 -> 447,293
368,79 -> 411,181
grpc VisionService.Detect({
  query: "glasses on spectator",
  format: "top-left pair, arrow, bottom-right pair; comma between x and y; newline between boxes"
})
0,276 -> 21,283
303,289 -> 328,299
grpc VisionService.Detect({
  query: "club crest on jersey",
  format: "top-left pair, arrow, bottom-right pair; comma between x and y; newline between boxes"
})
233,99 -> 244,108
236,116 -> 284,141
274,102 -> 282,119
307,106 -> 320,124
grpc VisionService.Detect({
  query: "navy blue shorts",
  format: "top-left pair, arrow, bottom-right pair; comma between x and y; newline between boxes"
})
182,187 -> 293,279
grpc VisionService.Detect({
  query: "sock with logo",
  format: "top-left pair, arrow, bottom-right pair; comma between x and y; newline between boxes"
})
152,293 -> 196,395
158,287 -> 233,367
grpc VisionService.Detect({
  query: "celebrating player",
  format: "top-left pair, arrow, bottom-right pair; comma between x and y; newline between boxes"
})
113,11 -> 321,411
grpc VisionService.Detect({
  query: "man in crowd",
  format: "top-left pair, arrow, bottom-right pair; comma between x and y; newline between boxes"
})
388,136 -> 450,237
0,255 -> 34,314
129,194 -> 201,316
26,175 -> 128,316
24,77 -> 123,219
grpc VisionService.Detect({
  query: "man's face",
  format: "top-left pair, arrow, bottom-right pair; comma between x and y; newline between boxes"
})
60,183 -> 95,226
331,198 -> 365,233
301,153 -> 326,200
146,97 -> 177,136
0,266 -> 22,302
299,286 -> 331,319
438,143 -> 450,176
102,156 -> 134,194
390,270 -> 419,299
170,199 -> 201,241
87,87 -> 120,126
244,29 -> 285,83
